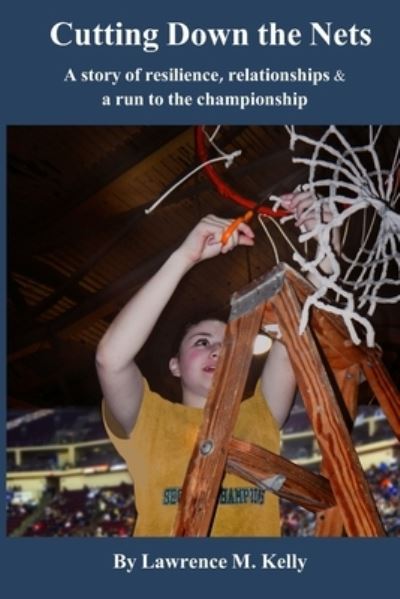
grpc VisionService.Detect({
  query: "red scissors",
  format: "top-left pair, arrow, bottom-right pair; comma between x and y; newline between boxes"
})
220,210 -> 255,246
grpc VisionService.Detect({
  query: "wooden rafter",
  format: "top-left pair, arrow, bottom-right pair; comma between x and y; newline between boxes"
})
10,126 -> 190,262
8,246 -> 176,361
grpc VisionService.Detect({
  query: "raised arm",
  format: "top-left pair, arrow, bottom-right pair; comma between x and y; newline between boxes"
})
260,190 -> 340,428
96,214 -> 254,434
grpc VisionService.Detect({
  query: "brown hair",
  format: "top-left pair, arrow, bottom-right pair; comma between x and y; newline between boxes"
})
170,309 -> 228,358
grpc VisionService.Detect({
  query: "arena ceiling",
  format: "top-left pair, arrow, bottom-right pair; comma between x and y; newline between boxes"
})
7,125 -> 400,408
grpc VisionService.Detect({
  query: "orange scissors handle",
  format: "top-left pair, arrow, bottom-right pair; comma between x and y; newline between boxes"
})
221,210 -> 254,246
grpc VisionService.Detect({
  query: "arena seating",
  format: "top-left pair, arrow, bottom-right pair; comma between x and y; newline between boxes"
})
7,405 -> 399,536
6,462 -> 399,537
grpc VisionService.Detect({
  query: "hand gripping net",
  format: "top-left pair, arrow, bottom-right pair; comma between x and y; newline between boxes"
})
271,126 -> 400,347
146,125 -> 399,348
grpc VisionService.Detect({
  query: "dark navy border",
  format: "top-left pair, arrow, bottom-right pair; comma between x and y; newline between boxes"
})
2,1 -> 399,597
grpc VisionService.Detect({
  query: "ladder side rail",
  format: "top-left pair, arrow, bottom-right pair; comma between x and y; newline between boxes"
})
270,278 -> 385,536
315,364 -> 360,536
172,305 -> 264,536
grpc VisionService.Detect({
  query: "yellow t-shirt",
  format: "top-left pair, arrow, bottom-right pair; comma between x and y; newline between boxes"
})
103,381 -> 280,537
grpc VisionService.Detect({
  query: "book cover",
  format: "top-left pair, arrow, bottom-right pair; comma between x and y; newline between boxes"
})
2,1 -> 399,597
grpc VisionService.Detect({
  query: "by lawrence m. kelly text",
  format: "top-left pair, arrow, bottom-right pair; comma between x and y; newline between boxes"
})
113,552 -> 308,573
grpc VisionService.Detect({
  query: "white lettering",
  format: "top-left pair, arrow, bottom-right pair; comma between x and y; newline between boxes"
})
113,553 -> 137,573
310,22 -> 372,46
141,554 -> 229,569
261,553 -> 308,573
64,68 -> 77,82
231,553 -> 253,569
50,22 -> 73,46
167,22 -> 248,47
258,23 -> 302,46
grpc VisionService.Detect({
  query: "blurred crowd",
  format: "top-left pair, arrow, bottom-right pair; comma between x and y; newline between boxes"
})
280,461 -> 399,536
7,483 -> 135,537
7,460 -> 399,537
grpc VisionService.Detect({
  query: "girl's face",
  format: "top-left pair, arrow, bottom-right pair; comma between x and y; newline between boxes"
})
169,319 -> 226,407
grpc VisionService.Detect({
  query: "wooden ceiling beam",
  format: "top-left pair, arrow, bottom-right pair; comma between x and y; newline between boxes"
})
32,152 -> 302,322
17,128 -> 250,318
10,126 -> 190,263
8,273 -> 31,314
8,244 -> 176,361
11,127 -> 250,267
12,258 -> 91,304
10,159 -> 310,356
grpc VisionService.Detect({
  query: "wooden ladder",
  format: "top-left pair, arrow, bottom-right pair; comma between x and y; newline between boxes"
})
172,263 -> 400,537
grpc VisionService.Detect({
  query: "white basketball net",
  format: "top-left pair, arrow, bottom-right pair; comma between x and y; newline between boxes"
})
146,125 -> 399,348
270,125 -> 400,347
